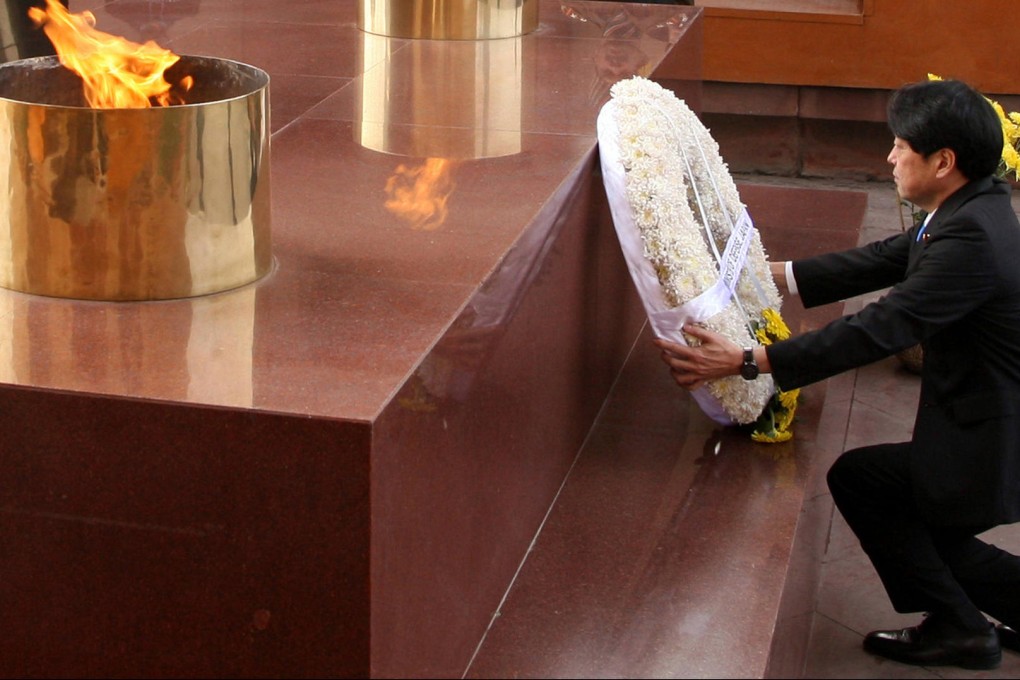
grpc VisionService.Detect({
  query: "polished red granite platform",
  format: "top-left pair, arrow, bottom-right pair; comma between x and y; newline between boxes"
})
464,181 -> 868,679
0,1 -> 705,678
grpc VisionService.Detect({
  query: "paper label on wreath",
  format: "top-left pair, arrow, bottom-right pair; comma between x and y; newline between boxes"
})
596,79 -> 779,426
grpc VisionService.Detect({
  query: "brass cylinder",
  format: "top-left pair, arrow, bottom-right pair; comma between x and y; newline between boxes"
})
0,55 -> 272,301
355,31 -> 525,159
358,0 -> 538,40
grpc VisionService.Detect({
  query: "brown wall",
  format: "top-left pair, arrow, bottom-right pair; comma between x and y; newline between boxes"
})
692,0 -> 1020,179
700,0 -> 1020,96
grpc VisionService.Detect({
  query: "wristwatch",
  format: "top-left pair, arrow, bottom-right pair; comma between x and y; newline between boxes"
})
740,347 -> 759,380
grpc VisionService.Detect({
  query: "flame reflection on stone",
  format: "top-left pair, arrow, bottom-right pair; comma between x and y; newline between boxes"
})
384,158 -> 458,231
0,286 -> 256,409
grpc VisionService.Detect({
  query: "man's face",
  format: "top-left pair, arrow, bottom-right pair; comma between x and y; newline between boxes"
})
888,137 -> 941,209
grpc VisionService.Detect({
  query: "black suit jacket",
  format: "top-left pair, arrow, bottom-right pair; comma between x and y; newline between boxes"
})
768,177 -> 1020,526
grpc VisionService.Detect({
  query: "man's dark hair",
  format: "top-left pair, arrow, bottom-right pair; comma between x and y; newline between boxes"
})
887,79 -> 1003,180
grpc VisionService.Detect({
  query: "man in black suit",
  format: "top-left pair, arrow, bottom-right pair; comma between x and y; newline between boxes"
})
654,78 -> 1020,670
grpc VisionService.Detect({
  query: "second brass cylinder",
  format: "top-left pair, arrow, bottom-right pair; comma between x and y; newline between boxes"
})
358,0 -> 538,40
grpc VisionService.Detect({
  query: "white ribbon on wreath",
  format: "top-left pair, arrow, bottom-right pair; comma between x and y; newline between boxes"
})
597,76 -> 781,425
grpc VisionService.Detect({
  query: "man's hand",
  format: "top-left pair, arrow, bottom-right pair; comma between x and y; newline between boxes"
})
652,324 -> 743,391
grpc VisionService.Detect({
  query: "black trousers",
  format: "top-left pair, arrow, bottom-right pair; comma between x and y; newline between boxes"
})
827,442 -> 1020,631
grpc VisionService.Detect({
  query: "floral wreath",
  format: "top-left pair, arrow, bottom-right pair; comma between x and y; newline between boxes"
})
597,76 -> 798,442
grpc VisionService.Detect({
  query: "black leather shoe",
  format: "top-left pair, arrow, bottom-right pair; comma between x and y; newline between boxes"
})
997,624 -> 1020,653
863,616 -> 1001,670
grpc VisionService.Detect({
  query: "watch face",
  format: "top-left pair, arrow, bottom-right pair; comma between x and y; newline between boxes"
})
741,349 -> 759,380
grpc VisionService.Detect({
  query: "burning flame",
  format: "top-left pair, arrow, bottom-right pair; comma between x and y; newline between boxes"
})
384,159 -> 457,231
28,0 -> 192,109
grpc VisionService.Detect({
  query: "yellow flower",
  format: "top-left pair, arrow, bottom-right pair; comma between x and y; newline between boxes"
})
1003,144 -> 1020,180
754,308 -> 792,347
927,73 -> 943,81
750,308 -> 799,443
752,429 -> 793,444
775,405 -> 796,432
762,307 -> 791,341
1004,113 -> 1020,142
779,388 -> 800,410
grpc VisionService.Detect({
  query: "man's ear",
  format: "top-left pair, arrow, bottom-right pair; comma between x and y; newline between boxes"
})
934,147 -> 958,178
